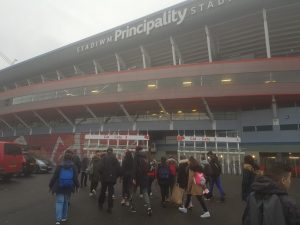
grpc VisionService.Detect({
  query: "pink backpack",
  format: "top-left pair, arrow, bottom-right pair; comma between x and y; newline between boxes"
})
193,172 -> 206,186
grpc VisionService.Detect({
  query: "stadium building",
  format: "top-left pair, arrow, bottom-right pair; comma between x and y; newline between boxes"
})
0,0 -> 300,175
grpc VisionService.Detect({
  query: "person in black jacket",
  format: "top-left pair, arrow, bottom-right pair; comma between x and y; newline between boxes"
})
121,149 -> 133,206
49,150 -> 79,225
207,151 -> 225,202
242,162 -> 300,225
157,157 -> 171,207
98,147 -> 121,213
177,155 -> 189,190
242,155 -> 259,201
130,146 -> 152,216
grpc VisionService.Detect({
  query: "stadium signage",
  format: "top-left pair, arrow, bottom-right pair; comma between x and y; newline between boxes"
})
85,134 -> 150,141
77,0 -> 234,53
177,135 -> 241,143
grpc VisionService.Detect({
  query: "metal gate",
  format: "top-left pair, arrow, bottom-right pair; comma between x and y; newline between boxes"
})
83,130 -> 149,159
177,131 -> 245,175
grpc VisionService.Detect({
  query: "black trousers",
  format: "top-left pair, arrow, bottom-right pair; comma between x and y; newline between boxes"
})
148,176 -> 155,194
122,175 -> 132,198
90,179 -> 98,193
159,183 -> 169,202
80,172 -> 88,187
185,194 -> 208,212
98,182 -> 115,209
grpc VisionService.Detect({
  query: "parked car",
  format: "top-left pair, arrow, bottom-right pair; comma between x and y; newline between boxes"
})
34,158 -> 54,173
0,141 -> 23,180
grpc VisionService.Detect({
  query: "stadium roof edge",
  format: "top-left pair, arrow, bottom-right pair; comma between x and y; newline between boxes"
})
0,0 -> 294,83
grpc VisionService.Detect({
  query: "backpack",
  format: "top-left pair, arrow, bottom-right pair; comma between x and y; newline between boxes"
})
243,193 -> 287,225
58,166 -> 74,189
158,165 -> 170,179
193,172 -> 206,186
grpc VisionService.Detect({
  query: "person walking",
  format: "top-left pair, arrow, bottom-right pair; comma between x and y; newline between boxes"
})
80,153 -> 90,188
98,147 -> 121,213
242,162 -> 300,225
242,155 -> 260,201
207,151 -> 226,202
147,157 -> 157,196
157,157 -> 171,207
121,150 -> 133,206
167,155 -> 178,196
130,146 -> 152,216
49,150 -> 79,225
88,152 -> 101,197
178,156 -> 211,218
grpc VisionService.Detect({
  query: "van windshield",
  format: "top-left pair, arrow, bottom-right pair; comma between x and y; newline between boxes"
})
4,143 -> 22,155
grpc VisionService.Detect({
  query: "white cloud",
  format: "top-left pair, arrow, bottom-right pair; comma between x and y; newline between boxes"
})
0,0 -> 185,69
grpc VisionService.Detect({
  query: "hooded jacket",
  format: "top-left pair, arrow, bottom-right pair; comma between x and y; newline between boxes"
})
242,163 -> 257,201
242,176 -> 300,225
98,152 -> 121,184
49,160 -> 79,194
177,159 -> 189,189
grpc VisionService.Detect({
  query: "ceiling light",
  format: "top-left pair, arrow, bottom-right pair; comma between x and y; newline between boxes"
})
182,81 -> 192,87
177,110 -> 183,114
148,84 -> 157,88
160,110 -> 164,113
221,79 -> 232,83
151,113 -> 157,116
192,109 -> 197,112
265,80 -> 277,84
91,90 -> 99,93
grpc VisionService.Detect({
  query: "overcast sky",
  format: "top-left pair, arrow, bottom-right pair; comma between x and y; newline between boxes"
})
0,0 -> 185,69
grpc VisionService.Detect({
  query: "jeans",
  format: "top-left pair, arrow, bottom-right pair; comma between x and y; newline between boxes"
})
130,185 -> 151,209
55,193 -> 70,221
209,176 -> 225,198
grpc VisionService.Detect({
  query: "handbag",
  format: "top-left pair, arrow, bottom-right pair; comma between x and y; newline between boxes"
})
171,183 -> 184,205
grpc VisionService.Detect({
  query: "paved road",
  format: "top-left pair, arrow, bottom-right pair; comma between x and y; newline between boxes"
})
1,174 -> 299,225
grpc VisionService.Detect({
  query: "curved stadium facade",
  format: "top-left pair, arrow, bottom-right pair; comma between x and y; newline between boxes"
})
0,0 -> 300,174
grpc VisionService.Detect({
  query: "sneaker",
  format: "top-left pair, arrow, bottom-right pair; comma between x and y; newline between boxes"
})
139,194 -> 143,198
121,199 -> 126,206
149,192 -> 153,196
61,218 -> 67,222
92,189 -> 96,195
89,192 -> 93,197
188,202 -> 193,209
147,207 -> 152,216
200,211 -> 211,218
112,194 -> 116,199
178,207 -> 187,213
130,207 -> 137,213
125,201 -> 130,207
55,222 -> 61,225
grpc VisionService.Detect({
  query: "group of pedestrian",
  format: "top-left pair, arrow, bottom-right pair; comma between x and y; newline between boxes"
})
49,149 -> 300,225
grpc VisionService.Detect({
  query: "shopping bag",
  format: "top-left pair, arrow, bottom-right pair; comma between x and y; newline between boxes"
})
171,184 -> 184,205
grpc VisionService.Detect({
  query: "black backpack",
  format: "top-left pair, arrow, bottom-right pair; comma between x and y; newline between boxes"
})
243,192 -> 287,225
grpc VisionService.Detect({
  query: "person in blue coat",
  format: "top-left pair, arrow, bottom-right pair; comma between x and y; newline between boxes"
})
49,150 -> 79,225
